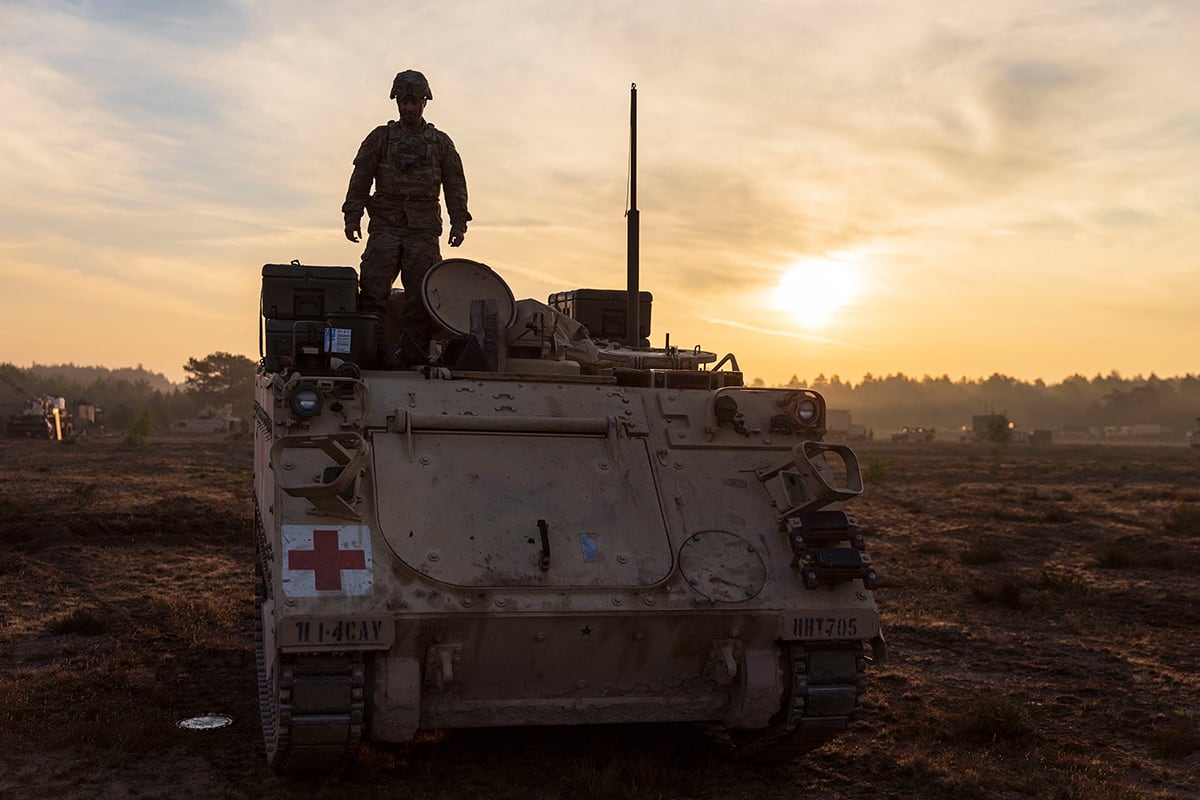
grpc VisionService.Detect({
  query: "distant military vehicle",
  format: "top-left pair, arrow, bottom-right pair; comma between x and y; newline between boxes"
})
1,371 -> 72,440
890,425 -> 934,443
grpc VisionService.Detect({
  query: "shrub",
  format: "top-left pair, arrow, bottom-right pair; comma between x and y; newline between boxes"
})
1040,507 -> 1074,524
985,414 -> 1012,449
47,608 -> 111,636
864,456 -> 890,483
941,694 -> 1035,745
0,495 -> 25,516
123,409 -> 153,445
1166,504 -> 1200,537
971,578 -> 1030,609
1036,568 -> 1091,596
0,550 -> 21,576
1097,539 -> 1195,571
1097,540 -> 1139,568
1146,713 -> 1200,760
960,539 -> 1006,565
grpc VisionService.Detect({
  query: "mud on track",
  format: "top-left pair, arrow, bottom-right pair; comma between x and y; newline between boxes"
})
1,436 -> 1198,799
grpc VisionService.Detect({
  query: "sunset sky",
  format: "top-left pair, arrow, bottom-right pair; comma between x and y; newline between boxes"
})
2,0 -> 1197,386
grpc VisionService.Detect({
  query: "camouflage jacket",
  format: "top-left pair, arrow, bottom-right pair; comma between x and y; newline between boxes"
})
341,120 -> 471,233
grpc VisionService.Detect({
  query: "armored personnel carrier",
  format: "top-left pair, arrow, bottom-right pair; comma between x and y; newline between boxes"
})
252,255 -> 886,773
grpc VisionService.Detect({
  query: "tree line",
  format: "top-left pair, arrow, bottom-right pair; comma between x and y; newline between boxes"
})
772,371 -> 1200,436
4,357 -> 1198,439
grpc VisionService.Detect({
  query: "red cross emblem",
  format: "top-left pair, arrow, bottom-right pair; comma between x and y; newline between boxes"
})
287,529 -> 367,591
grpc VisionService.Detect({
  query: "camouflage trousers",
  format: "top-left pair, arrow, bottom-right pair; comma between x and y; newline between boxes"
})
358,224 -> 442,358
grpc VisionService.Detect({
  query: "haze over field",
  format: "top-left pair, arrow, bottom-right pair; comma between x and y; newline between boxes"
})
1,0 -> 1197,385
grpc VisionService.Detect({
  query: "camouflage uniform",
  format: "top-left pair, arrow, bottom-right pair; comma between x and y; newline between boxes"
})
342,106 -> 470,354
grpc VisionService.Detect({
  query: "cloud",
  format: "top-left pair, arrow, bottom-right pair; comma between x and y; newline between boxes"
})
1,0 -> 1199,383
703,317 -> 870,350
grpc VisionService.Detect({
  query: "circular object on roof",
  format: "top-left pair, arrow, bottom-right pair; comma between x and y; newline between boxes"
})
420,258 -> 516,335
176,713 -> 233,731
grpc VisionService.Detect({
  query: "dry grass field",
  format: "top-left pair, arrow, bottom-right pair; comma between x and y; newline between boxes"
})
2,435 -> 1198,799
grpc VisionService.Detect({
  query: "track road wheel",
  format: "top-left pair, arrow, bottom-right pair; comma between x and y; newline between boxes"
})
254,572 -> 289,771
707,643 -> 864,762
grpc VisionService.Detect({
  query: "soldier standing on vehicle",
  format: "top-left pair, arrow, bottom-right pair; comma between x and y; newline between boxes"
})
342,69 -> 471,361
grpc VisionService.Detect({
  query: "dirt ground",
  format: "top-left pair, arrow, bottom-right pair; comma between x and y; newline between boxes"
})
1,435 -> 1198,799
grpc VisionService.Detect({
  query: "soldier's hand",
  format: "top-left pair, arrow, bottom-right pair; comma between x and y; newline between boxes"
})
345,224 -> 361,243
448,226 -> 466,247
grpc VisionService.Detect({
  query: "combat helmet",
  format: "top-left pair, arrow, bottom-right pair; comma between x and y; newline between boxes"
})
391,70 -> 433,101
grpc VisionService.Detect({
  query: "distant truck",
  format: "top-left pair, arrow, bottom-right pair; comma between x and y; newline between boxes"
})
1128,424 -> 1171,439
826,409 -> 852,436
1102,424 -> 1175,441
891,425 -> 935,443
824,410 -> 872,441
169,403 -> 245,436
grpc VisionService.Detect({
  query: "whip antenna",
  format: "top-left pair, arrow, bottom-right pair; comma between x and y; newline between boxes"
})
625,83 -> 641,347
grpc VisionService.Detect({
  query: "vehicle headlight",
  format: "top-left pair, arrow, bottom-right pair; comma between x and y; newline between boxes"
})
290,384 -> 323,417
796,398 -> 818,425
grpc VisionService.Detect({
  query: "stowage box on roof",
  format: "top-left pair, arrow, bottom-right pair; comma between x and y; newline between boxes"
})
261,263 -> 358,320
262,319 -> 327,372
547,289 -> 652,342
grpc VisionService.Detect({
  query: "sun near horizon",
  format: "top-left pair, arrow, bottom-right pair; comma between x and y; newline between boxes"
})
770,256 -> 863,332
